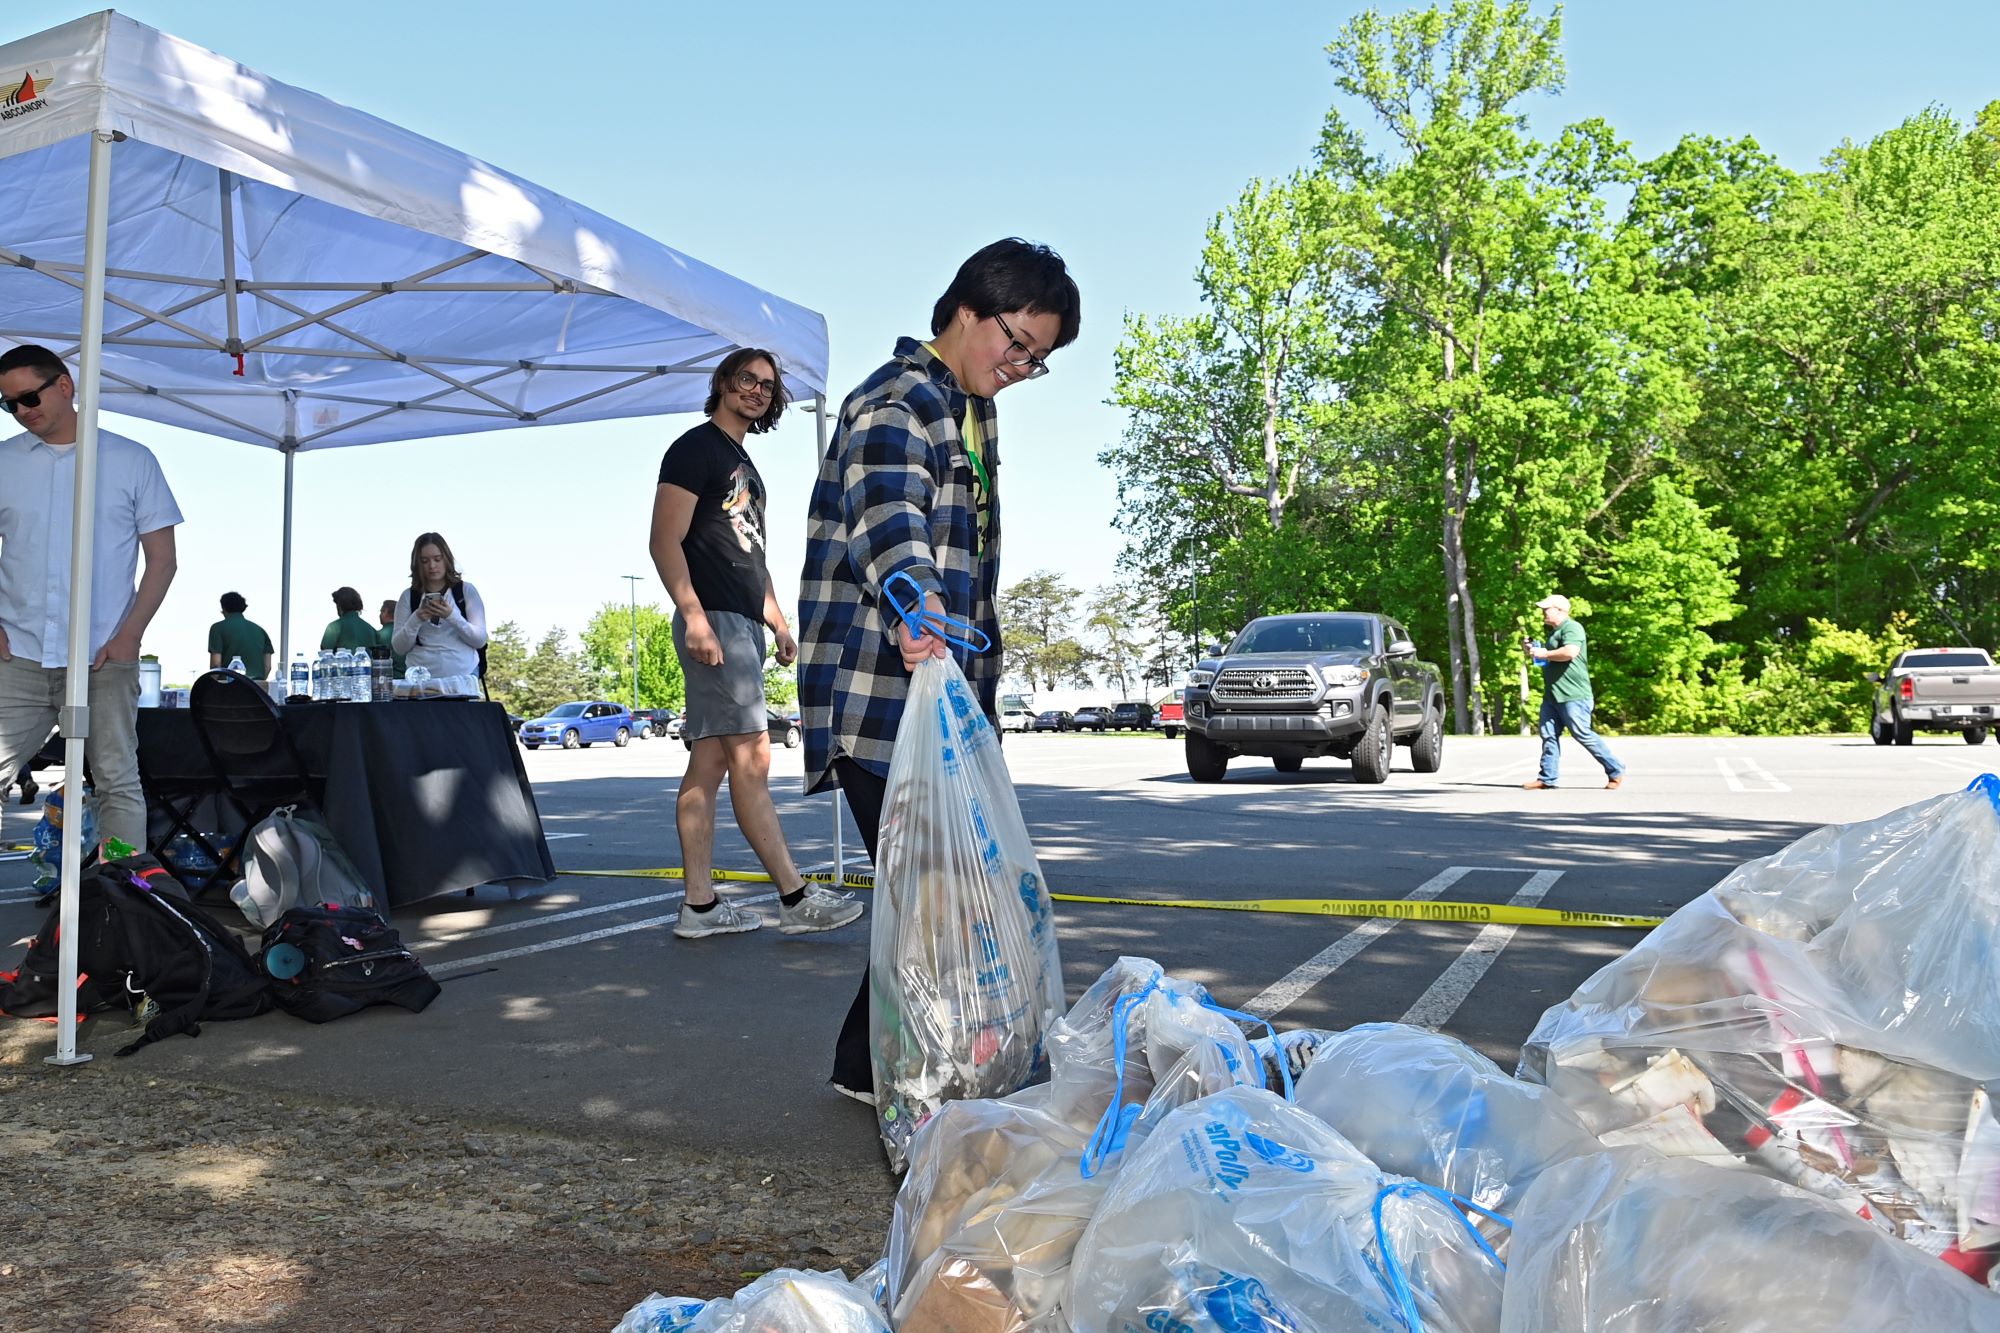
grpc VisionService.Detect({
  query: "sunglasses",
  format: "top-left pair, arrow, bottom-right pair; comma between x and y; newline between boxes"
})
0,371 -> 63,416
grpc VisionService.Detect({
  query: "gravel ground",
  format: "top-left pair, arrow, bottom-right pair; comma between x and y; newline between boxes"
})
0,1021 -> 897,1332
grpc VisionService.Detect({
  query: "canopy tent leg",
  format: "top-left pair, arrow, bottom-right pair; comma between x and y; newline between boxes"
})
278,442 -> 296,670
812,393 -> 845,877
51,129 -> 118,1068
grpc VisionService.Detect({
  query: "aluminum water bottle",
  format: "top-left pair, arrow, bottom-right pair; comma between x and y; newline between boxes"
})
289,654 -> 309,699
351,646 -> 372,702
227,655 -> 247,675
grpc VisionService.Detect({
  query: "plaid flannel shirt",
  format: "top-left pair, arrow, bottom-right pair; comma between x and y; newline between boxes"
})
798,338 -> 1002,793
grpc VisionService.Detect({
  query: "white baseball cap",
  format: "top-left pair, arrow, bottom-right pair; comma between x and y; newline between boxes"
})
1536,594 -> 1570,615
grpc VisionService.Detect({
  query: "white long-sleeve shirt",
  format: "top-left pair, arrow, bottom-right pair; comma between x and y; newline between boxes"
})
391,581 -> 488,679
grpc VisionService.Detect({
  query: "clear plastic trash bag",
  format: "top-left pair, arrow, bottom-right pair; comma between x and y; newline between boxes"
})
870,654 -> 1065,1171
1296,1024 -> 1603,1217
1520,779 -> 2000,1267
1068,1087 -> 1507,1333
886,962 -> 1270,1333
1498,1148 -> 2000,1331
611,1269 -> 890,1333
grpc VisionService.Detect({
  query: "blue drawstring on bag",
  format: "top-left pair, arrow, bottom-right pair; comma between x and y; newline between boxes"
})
1370,1180 -> 1511,1333
1080,977 -> 1162,1178
1196,995 -> 1298,1103
883,570 -> 993,654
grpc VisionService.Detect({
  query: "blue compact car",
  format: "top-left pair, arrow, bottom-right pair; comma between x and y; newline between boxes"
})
520,700 -> 633,749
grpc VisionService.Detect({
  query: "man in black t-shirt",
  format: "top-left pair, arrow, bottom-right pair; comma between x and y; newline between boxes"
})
649,348 -> 864,942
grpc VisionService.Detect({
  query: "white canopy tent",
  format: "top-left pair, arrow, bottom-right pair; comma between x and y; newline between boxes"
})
0,11 -> 833,1065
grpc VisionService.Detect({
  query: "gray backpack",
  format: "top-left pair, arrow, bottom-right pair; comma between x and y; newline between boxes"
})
232,806 -> 378,929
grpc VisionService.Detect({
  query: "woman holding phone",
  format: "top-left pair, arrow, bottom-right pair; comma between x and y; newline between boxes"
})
390,531 -> 488,684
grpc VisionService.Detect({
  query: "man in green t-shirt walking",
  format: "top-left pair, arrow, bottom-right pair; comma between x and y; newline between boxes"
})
1523,593 -> 1626,790
207,591 -> 273,679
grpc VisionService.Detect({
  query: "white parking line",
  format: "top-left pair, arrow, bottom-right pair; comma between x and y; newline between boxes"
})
1241,867 -> 1472,1019
1400,869 -> 1562,1031
430,891 -> 779,973
1716,755 -> 1789,793
415,890 -> 684,947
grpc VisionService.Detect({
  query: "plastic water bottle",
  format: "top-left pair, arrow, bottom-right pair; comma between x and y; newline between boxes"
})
289,654 -> 309,700
335,647 -> 355,702
351,646 -> 372,702
227,654 -> 247,676
313,649 -> 333,701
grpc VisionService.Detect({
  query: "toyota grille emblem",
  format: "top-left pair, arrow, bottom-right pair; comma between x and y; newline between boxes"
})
1254,674 -> 1277,692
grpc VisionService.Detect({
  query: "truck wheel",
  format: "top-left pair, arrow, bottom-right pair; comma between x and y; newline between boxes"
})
1350,704 -> 1393,784
1967,726 -> 1989,746
1163,727 -> 1179,740
1410,705 -> 1444,773
1869,716 -> 1892,746
1892,712 -> 1914,746
1273,755 -> 1303,774
1186,733 -> 1230,783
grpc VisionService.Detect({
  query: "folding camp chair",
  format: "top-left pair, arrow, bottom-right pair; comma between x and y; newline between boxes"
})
138,723 -> 245,894
188,671 -> 325,875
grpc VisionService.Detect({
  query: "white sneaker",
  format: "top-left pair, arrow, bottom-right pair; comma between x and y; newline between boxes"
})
779,887 -> 865,935
673,897 -> 763,939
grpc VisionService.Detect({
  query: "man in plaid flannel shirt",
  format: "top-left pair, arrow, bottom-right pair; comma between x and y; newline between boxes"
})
797,238 -> 1081,1101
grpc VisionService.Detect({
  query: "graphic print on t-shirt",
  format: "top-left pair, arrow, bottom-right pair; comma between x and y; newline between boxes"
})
724,464 -> 764,556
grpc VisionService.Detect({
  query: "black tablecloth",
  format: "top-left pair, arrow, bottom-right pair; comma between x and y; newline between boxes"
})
138,700 -> 555,909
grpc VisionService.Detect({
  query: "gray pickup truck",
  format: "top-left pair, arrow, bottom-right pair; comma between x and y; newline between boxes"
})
1867,647 -> 2000,745
1181,612 -> 1446,783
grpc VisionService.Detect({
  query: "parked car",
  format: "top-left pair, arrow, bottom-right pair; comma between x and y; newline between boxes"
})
630,707 -> 677,739
1156,691 -> 1185,740
999,706 -> 1035,732
1031,709 -> 1074,732
1182,612 -> 1445,784
1072,705 -> 1114,732
770,709 -> 801,748
521,700 -> 634,749
505,712 -> 526,733
1867,647 -> 2000,745
1111,701 -> 1155,731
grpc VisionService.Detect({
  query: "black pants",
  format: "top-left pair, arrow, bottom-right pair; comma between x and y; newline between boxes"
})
831,756 -> 887,1090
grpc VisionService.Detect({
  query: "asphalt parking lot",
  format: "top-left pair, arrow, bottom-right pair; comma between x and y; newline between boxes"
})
4,726 -> 1993,1171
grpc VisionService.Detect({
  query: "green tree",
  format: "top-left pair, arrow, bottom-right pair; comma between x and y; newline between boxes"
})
579,601 -> 686,710
512,628 -> 604,720
483,620 -> 532,713
1085,583 -> 1150,700
1000,572 -> 1095,691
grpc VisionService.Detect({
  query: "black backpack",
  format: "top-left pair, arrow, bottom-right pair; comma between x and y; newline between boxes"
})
0,855 -> 272,1055
262,904 -> 441,1024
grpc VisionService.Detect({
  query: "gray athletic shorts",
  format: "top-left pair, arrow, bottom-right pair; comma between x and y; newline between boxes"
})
673,609 -> 769,742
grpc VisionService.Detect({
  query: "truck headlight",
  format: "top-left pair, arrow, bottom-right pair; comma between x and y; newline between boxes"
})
1189,669 -> 1215,688
1323,666 -> 1370,688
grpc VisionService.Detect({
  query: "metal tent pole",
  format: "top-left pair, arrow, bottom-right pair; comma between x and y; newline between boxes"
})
278,442 -> 296,670
51,129 -> 117,1068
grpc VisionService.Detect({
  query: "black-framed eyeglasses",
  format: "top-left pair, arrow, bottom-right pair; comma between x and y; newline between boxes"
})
732,370 -> 778,398
0,371 -> 63,416
994,315 -> 1050,380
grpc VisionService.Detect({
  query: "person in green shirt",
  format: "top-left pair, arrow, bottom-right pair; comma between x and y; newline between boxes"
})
377,598 -> 407,678
206,591 -> 273,679
320,586 -> 379,652
1523,593 -> 1626,790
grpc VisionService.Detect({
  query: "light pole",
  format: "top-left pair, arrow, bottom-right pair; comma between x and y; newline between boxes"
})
620,574 -> 643,711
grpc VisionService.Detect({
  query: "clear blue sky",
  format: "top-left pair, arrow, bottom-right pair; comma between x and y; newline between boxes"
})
9,1 -> 1997,682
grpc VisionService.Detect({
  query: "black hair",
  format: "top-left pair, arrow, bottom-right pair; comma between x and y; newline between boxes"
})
0,343 -> 69,382
220,591 -> 247,615
331,586 -> 363,615
929,239 -> 1081,350
703,348 -> 789,434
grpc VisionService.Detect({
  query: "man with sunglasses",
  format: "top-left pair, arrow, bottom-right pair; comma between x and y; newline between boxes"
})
0,344 -> 182,853
650,347 -> 863,941
796,237 -> 1081,1105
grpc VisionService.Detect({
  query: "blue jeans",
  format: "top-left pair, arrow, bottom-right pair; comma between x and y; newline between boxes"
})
1539,697 -> 1624,786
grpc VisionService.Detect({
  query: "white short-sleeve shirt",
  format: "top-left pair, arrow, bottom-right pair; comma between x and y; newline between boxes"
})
0,428 -> 183,667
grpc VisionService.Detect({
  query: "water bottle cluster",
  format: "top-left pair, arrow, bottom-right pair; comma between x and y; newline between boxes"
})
291,647 -> 379,702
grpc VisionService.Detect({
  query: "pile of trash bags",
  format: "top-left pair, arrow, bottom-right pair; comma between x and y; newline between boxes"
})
615,778 -> 2000,1330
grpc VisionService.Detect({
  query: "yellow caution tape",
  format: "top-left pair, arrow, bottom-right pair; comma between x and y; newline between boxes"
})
556,868 -> 1660,930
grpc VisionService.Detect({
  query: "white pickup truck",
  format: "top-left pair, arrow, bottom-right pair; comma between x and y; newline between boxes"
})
1867,647 -> 2000,745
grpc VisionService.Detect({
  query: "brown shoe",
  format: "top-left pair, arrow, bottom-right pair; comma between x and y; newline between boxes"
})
1605,777 -> 1624,790
1522,779 -> 1555,790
